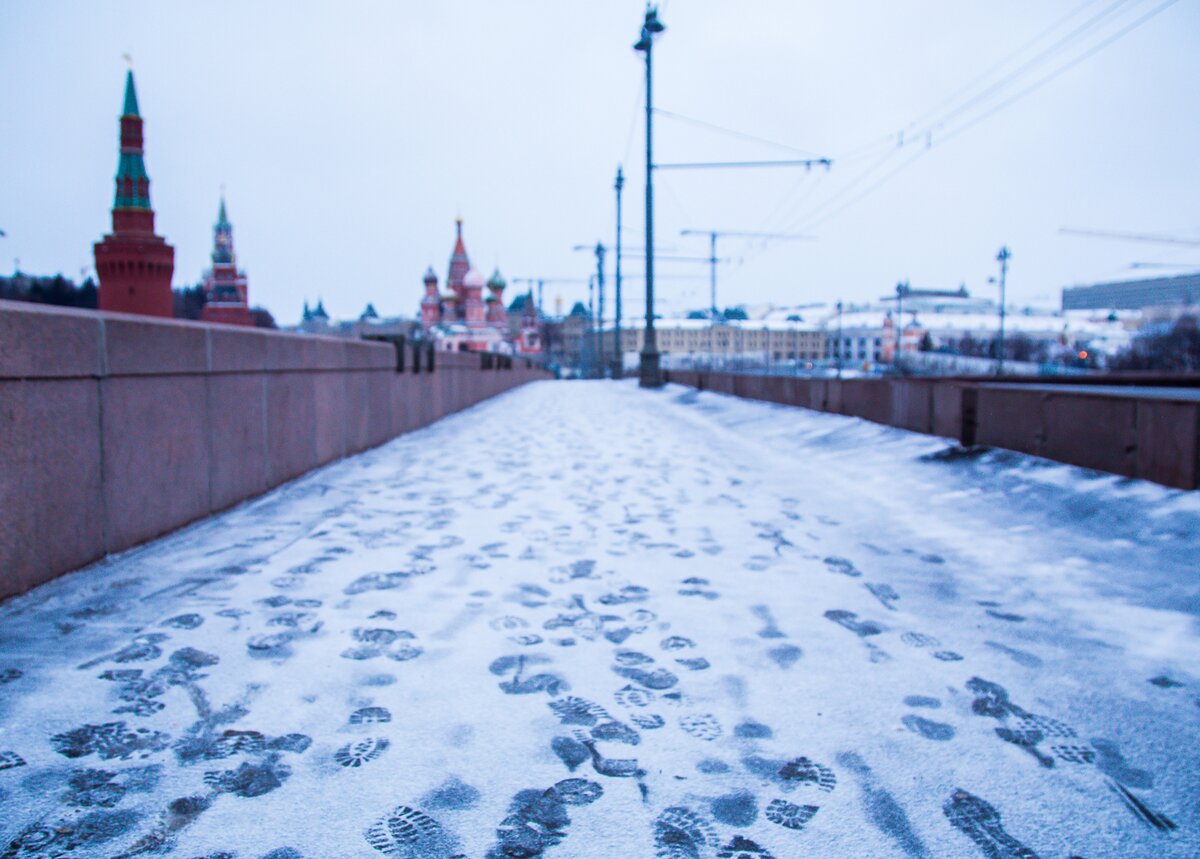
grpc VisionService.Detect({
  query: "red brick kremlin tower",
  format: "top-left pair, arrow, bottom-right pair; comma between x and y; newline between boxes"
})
94,71 -> 175,317
200,196 -> 253,326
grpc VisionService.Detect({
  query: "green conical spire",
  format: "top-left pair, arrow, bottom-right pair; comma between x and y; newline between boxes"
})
122,70 -> 140,116
113,70 -> 150,209
212,194 -> 234,264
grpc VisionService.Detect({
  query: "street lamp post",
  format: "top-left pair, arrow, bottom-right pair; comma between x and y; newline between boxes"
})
594,242 -> 607,377
836,300 -> 844,379
585,275 -> 595,378
613,166 -> 624,378
996,246 -> 1011,375
893,280 -> 909,369
635,6 -> 665,388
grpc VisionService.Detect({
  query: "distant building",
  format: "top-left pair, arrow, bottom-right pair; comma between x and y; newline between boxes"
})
418,220 -> 504,351
200,197 -> 253,326
1062,273 -> 1200,311
293,298 -> 417,340
301,299 -> 330,327
618,319 -> 826,364
506,291 -> 543,354
94,71 -> 175,318
827,289 -> 1132,366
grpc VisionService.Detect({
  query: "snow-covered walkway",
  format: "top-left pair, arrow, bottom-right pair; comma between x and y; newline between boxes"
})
1,380 -> 1198,858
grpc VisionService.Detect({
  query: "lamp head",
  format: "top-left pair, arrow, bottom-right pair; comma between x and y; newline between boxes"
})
635,6 -> 664,51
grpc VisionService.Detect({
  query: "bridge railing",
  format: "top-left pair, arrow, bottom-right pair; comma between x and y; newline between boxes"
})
0,300 -> 550,599
665,368 -> 1199,490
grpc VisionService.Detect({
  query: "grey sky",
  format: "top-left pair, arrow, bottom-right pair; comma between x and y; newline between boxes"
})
2,0 -> 1197,323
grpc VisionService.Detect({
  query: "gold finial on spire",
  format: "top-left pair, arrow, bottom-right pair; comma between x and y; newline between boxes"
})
122,53 -> 133,69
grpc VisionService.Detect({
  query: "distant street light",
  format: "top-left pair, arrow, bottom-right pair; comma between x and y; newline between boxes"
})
996,246 -> 1011,375
635,5 -> 665,388
894,281 -> 908,365
836,300 -> 844,379
613,166 -> 625,379
573,243 -> 608,377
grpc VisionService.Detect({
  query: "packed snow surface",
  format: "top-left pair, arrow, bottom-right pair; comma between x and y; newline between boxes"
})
1,380 -> 1198,858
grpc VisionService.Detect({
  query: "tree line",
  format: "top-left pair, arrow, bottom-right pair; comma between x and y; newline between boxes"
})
2,274 -> 275,328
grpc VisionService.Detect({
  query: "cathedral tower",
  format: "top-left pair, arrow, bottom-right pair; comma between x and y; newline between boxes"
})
447,218 -> 471,311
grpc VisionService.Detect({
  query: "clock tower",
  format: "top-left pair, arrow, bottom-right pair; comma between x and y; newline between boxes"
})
200,196 -> 253,326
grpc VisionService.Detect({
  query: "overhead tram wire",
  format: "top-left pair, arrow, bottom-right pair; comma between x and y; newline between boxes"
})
754,165 -> 830,242
831,0 -> 1129,164
653,108 -> 827,159
778,0 -> 1181,236
897,0 -> 1117,139
930,0 -> 1183,150
793,147 -> 933,235
622,75 -> 646,169
784,0 -> 1148,230
643,103 -> 831,262
773,145 -> 905,236
912,0 -> 1145,137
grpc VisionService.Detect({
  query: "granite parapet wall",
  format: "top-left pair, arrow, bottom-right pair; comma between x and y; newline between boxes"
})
666,368 -> 1199,491
0,300 -> 547,599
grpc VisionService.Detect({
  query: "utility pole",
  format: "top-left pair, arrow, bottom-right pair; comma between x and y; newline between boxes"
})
634,6 -> 665,388
594,242 -> 607,377
613,166 -> 624,378
681,229 -> 812,323
586,275 -> 595,378
836,300 -> 844,379
628,5 -> 829,385
996,246 -> 1011,375
894,280 -> 907,366
708,232 -> 717,319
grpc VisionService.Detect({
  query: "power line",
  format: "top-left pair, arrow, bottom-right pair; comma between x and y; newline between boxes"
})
655,158 -> 831,170
755,165 -> 830,240
780,0 -> 1181,234
793,147 -> 931,234
834,0 -> 1129,162
653,107 -> 827,158
932,0 -> 1182,148
622,75 -> 645,170
914,0 -> 1134,136
783,0 -> 1144,231
778,146 -> 905,234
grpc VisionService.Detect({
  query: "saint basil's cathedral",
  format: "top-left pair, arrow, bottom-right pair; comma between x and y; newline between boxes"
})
420,220 -> 542,354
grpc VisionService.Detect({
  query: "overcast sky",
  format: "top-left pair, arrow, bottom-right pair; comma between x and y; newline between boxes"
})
3,0 -> 1197,323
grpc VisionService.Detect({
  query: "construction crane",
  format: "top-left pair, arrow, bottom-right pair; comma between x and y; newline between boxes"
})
1130,262 -> 1200,270
1059,227 -> 1200,247
679,230 -> 814,320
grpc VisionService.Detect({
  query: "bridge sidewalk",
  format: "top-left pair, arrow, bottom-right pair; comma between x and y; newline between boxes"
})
0,380 -> 1196,857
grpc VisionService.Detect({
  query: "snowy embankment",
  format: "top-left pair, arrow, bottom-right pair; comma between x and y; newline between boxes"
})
0,379 -> 1196,858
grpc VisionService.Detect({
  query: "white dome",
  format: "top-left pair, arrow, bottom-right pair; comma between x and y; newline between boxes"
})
463,267 -> 486,288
